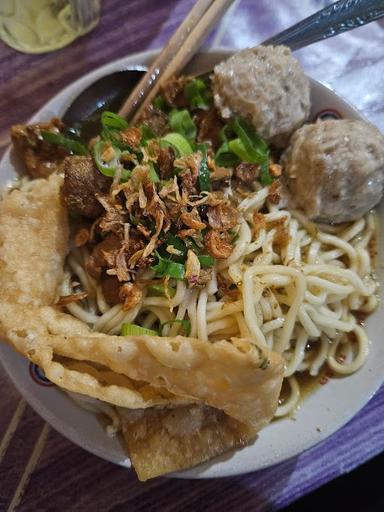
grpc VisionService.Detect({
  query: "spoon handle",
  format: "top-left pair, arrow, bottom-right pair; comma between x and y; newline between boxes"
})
262,0 -> 384,51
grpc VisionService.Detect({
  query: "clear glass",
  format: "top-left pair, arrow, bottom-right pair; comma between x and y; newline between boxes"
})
0,0 -> 101,54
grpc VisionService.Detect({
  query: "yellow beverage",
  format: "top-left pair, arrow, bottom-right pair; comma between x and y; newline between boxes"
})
0,0 -> 100,54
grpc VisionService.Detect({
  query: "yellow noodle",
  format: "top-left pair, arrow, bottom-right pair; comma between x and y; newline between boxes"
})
62,186 -> 378,418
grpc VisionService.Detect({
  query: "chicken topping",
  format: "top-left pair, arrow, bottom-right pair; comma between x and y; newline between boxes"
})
11,118 -> 69,178
62,156 -> 111,218
119,282 -> 143,311
267,180 -> 281,205
235,163 -> 260,185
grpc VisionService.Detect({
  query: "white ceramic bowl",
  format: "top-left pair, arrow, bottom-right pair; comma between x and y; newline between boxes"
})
0,50 -> 383,478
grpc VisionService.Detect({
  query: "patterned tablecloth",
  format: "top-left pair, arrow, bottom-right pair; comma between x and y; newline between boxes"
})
0,1 -> 383,510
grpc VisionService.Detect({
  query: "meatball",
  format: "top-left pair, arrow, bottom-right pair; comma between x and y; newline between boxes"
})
281,120 -> 384,223
212,45 -> 310,146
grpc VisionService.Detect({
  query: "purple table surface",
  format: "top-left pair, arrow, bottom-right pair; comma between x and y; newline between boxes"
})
0,1 -> 383,510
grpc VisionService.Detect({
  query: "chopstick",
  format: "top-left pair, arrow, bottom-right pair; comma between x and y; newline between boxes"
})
118,0 -> 235,123
118,0 -> 213,121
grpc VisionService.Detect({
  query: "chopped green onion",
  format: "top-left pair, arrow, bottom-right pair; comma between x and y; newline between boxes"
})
160,133 -> 193,156
214,141 -> 240,167
231,118 -> 268,163
260,160 -> 273,187
101,111 -> 129,130
121,168 -> 132,182
169,109 -> 197,139
184,236 -> 202,254
100,112 -> 131,150
153,95 -> 167,111
160,319 -> 191,336
100,127 -> 126,150
215,119 -> 271,184
152,252 -> 185,279
41,131 -> 88,155
140,124 -> 156,145
185,79 -> 211,110
219,124 -> 231,144
148,162 -> 160,183
198,254 -> 215,267
121,323 -> 158,336
163,234 -> 187,261
228,138 -> 250,162
230,118 -> 271,183
197,144 -> 211,192
93,140 -> 121,177
147,284 -> 176,298
215,128 -> 240,166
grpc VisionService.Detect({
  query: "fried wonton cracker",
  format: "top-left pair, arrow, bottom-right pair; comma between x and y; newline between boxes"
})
43,329 -> 284,429
0,175 -> 191,408
118,405 -> 257,481
0,175 -> 68,306
0,174 -> 284,478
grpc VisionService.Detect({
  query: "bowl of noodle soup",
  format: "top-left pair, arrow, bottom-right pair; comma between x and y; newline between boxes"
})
0,49 -> 383,478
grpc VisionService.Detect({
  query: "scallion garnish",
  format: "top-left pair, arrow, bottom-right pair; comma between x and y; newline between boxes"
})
160,132 -> 193,156
152,252 -> 185,279
41,131 -> 88,155
121,323 -> 158,336
101,111 -> 129,131
100,111 -> 132,150
164,234 -> 187,261
93,140 -> 121,177
140,124 -> 156,145
148,162 -> 160,183
214,141 -> 241,167
153,95 -> 167,112
260,160 -> 273,187
214,125 -> 240,167
198,254 -> 215,267
169,109 -> 197,139
228,138 -> 251,162
231,118 -> 268,164
185,78 -> 211,110
197,143 -> 211,192
214,118 -> 272,185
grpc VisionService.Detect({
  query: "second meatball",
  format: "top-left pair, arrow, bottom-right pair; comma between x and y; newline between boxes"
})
281,119 -> 384,223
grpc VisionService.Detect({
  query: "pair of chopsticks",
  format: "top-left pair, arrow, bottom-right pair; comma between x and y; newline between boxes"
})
118,0 -> 235,124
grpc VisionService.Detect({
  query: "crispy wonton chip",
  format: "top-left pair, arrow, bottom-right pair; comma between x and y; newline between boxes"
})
0,175 -> 68,306
0,176 -> 191,408
118,405 -> 257,481
0,174 -> 285,477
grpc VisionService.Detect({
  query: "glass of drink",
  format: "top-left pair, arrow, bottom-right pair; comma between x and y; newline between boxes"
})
0,0 -> 101,54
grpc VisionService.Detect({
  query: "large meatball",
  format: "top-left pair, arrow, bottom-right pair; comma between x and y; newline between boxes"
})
212,45 -> 310,146
281,120 -> 384,223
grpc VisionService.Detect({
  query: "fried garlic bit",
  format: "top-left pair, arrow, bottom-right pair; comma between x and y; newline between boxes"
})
204,230 -> 233,259
185,249 -> 201,288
